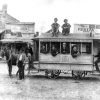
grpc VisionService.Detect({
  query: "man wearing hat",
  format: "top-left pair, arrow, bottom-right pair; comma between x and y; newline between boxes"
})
17,48 -> 26,79
61,42 -> 69,54
94,50 -> 100,72
51,18 -> 60,37
62,19 -> 71,36
71,45 -> 80,58
5,48 -> 12,77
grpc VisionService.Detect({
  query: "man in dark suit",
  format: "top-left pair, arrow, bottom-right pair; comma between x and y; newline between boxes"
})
5,47 -> 12,77
71,45 -> 80,58
61,42 -> 69,54
25,43 -> 33,56
94,51 -> 100,71
51,45 -> 58,57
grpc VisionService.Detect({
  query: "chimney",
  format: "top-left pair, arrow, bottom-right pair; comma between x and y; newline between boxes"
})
2,4 -> 7,14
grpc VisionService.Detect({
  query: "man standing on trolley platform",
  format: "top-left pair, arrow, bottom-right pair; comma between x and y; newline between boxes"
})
94,51 -> 100,72
62,19 -> 71,36
51,18 -> 60,37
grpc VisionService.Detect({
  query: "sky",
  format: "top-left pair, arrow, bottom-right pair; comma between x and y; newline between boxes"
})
0,0 -> 100,33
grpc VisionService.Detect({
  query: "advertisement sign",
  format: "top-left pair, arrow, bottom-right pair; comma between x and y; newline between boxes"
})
5,23 -> 35,39
6,23 -> 35,33
74,24 -> 100,36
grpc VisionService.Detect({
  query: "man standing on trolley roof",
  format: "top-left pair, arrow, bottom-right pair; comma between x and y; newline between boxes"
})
62,19 -> 71,36
51,18 -> 60,37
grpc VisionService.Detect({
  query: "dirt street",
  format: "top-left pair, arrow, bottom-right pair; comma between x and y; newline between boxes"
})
0,62 -> 100,100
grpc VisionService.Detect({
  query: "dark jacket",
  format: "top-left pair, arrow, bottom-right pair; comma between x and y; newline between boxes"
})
51,48 -> 58,57
25,47 -> 33,56
95,52 -> 100,59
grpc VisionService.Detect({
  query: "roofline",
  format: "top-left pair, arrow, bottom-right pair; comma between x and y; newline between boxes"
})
6,22 -> 35,25
34,37 -> 93,40
35,33 -> 93,40
7,14 -> 20,22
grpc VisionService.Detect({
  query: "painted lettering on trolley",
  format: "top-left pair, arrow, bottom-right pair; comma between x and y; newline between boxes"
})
78,28 -> 90,32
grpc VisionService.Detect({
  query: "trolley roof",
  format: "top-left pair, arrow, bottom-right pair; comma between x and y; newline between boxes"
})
35,32 -> 93,42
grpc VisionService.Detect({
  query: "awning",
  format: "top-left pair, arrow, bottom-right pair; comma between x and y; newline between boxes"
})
0,38 -> 33,43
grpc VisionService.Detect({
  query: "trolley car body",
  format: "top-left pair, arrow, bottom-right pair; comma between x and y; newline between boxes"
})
33,33 -> 96,78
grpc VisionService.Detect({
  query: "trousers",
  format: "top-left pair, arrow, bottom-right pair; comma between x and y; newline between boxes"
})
7,60 -> 12,76
18,61 -> 25,79
95,59 -> 100,71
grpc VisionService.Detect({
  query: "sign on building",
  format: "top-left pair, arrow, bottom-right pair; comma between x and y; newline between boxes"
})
6,23 -> 35,33
74,24 -> 100,36
5,23 -> 35,38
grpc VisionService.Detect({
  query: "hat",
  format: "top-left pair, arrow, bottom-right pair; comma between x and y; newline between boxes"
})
64,19 -> 68,22
63,42 -> 66,45
54,18 -> 58,21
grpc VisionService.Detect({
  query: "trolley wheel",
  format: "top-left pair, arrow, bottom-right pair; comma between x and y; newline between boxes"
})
45,70 -> 61,79
52,70 -> 61,79
45,70 -> 54,79
72,71 -> 86,79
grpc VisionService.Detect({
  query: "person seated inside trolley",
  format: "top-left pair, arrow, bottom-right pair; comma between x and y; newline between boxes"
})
61,42 -> 70,54
51,45 -> 59,57
62,19 -> 71,36
51,18 -> 60,37
40,44 -> 47,54
71,45 -> 80,58
94,50 -> 100,72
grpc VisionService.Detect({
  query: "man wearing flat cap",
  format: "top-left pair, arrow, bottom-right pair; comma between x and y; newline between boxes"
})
51,18 -> 60,37
62,19 -> 71,36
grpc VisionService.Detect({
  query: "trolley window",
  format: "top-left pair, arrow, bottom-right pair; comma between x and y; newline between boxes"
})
82,43 -> 91,54
40,42 -> 50,54
61,42 -> 70,54
51,42 -> 60,53
71,42 -> 81,58
71,42 -> 81,52
50,42 -> 60,56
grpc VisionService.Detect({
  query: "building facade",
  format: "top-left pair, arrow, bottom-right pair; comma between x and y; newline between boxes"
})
0,4 -> 35,40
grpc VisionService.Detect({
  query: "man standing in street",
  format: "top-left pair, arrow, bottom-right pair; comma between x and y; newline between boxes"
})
25,43 -> 34,72
5,47 -> 12,77
25,43 -> 33,56
17,49 -> 26,80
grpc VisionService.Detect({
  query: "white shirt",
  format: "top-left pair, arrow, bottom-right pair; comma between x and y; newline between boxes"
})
19,54 -> 22,61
